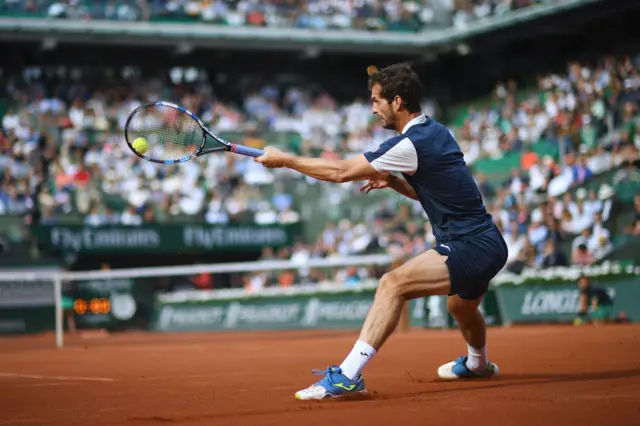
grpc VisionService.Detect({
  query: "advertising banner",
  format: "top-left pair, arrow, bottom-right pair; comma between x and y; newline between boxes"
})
33,224 -> 299,254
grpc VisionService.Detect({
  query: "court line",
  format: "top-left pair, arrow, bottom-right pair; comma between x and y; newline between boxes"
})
0,406 -> 134,425
13,382 -> 80,388
567,394 -> 640,401
0,373 -> 115,382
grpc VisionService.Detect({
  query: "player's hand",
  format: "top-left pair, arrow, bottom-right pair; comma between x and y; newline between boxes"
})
254,146 -> 292,168
360,173 -> 392,193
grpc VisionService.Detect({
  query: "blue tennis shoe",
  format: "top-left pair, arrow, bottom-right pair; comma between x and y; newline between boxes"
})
295,366 -> 366,400
438,356 -> 499,379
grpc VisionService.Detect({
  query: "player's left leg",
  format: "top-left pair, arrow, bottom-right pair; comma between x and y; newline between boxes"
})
437,295 -> 499,379
435,227 -> 507,380
295,250 -> 451,400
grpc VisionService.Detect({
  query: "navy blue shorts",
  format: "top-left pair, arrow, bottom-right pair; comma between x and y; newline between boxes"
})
433,227 -> 508,300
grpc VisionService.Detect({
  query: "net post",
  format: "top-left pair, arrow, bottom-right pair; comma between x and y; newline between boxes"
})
53,274 -> 63,349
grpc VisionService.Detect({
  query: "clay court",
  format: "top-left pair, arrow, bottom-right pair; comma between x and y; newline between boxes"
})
1,324 -> 639,426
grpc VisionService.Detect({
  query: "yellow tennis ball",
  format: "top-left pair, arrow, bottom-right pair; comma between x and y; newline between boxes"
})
132,137 -> 148,154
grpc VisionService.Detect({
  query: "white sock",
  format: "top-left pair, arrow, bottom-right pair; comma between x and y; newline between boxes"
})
466,343 -> 488,372
339,340 -> 376,380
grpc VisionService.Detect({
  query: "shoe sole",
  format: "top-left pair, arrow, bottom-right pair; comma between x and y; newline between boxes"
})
295,389 -> 368,401
437,362 -> 499,380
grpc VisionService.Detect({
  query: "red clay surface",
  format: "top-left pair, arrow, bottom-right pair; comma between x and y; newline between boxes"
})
1,325 -> 639,426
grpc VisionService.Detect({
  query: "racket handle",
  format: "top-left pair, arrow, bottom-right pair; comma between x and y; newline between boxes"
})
231,144 -> 264,158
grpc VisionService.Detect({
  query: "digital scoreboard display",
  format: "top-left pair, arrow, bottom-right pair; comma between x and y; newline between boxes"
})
73,297 -> 111,316
70,278 -> 137,329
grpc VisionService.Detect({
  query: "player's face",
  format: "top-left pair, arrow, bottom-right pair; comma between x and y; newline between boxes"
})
370,84 -> 397,130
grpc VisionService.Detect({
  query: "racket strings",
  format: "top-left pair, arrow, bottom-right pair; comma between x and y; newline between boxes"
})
127,104 -> 202,162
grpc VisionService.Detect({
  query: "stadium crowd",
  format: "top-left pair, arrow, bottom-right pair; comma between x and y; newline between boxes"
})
1,51 -> 640,289
2,0 -> 558,32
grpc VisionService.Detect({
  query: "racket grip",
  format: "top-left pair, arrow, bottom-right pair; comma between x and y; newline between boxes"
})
231,144 -> 264,158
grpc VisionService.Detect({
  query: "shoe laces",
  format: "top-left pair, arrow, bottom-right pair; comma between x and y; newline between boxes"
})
311,366 -> 343,386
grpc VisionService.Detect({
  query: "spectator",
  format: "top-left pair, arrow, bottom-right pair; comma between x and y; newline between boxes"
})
541,238 -> 568,268
588,212 -> 613,258
624,194 -> 640,236
572,243 -> 595,266
504,222 -> 526,265
475,173 -> 496,199
572,228 -> 593,252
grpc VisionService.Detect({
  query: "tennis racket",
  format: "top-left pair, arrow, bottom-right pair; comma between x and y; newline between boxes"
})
124,101 -> 264,164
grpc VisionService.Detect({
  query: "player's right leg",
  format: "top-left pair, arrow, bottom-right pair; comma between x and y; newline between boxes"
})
295,250 -> 451,400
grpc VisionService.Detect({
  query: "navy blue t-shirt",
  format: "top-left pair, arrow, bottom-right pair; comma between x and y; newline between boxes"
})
363,115 -> 494,243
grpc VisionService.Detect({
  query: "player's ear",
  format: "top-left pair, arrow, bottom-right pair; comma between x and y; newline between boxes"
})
392,96 -> 402,112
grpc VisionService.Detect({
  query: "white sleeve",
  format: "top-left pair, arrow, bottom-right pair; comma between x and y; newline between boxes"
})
367,137 -> 418,175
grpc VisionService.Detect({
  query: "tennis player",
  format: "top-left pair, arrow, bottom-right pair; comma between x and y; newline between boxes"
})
255,63 -> 509,400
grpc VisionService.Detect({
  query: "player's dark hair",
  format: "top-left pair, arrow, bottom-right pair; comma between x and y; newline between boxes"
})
368,63 -> 423,113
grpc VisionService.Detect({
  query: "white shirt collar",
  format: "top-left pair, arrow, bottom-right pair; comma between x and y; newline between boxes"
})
401,114 -> 428,134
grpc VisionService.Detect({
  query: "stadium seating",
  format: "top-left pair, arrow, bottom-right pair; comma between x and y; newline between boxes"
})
1,43 -> 639,284
0,0 -> 543,32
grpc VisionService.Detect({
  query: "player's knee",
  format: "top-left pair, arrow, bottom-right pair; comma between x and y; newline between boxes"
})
447,296 -> 479,319
377,271 -> 404,298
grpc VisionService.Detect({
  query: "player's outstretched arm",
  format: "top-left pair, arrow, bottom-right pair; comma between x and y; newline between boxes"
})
255,147 -> 378,183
